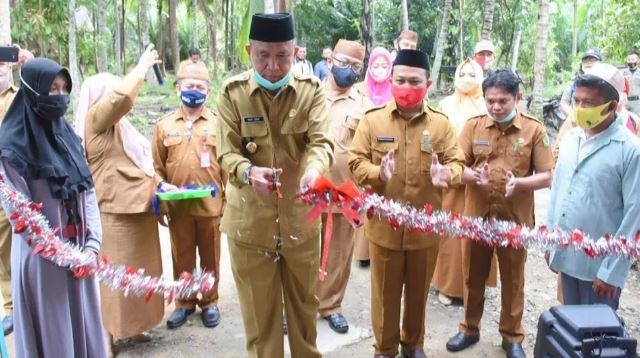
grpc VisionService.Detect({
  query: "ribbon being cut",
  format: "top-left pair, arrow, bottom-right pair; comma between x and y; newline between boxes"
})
0,173 -> 215,302
301,176 -> 640,280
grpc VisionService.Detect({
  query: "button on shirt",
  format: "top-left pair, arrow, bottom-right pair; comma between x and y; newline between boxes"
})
548,117 -> 640,288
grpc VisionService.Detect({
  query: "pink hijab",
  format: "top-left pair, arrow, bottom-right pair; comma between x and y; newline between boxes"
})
366,47 -> 393,106
74,73 -> 155,177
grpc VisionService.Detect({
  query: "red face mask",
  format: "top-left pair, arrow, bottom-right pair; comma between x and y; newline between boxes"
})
391,86 -> 428,109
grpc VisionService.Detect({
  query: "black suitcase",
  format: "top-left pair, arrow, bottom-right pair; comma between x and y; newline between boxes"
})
534,304 -> 638,358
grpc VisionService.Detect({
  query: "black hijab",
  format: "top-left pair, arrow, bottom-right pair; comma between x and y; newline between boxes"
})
0,58 -> 94,200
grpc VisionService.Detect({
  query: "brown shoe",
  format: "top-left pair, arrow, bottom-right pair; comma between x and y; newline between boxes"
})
401,345 -> 427,358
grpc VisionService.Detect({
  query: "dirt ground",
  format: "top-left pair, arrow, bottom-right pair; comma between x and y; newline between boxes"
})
5,189 -> 637,358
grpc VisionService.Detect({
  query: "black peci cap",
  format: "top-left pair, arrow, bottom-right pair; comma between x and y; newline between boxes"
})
249,13 -> 295,43
393,49 -> 430,72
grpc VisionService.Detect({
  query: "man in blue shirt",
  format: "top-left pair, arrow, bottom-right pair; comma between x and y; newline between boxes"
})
547,63 -> 640,310
314,47 -> 332,81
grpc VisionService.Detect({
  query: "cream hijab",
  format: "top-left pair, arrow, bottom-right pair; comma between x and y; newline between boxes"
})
439,58 -> 486,134
74,73 -> 155,177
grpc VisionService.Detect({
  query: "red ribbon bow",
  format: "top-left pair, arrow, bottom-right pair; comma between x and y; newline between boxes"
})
303,176 -> 362,281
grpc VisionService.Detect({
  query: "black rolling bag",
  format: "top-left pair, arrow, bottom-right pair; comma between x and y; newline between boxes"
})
534,304 -> 638,358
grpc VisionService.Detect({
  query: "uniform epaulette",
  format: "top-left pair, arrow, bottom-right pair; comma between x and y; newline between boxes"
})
156,108 -> 179,123
467,113 -> 488,121
519,111 -> 544,124
365,103 -> 387,114
293,72 -> 321,85
426,104 -> 447,117
222,71 -> 251,89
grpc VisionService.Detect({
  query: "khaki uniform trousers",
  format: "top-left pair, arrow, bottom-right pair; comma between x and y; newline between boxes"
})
460,240 -> 527,343
317,213 -> 356,316
228,234 -> 321,358
168,215 -> 221,309
370,241 -> 439,356
0,208 -> 12,314
353,227 -> 369,261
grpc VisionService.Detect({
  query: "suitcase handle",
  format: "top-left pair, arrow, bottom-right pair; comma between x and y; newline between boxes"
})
581,335 -> 637,357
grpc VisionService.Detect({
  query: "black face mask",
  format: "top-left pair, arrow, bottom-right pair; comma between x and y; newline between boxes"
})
35,95 -> 70,121
331,66 -> 358,88
628,62 -> 638,71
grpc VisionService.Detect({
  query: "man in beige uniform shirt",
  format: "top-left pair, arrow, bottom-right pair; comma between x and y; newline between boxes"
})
316,39 -> 367,334
153,62 -> 226,330
216,13 -> 334,358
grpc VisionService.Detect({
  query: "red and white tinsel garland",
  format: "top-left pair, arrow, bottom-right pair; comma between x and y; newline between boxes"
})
0,173 -> 215,302
300,177 -> 640,261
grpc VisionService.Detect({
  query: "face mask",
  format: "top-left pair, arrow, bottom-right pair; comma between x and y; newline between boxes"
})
628,62 -> 638,70
391,86 -> 427,109
489,108 -> 517,124
573,101 -> 613,129
475,55 -> 493,71
456,76 -> 478,94
331,66 -> 358,88
180,89 -> 207,108
371,67 -> 389,82
35,95 -> 70,121
253,70 -> 291,92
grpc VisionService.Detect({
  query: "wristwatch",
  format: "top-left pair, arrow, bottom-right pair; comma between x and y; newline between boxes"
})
243,165 -> 253,185
157,179 -> 165,190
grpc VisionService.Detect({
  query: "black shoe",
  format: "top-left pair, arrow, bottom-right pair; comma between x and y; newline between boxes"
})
283,316 -> 288,335
324,313 -> 349,334
501,341 -> 526,358
401,345 -> 427,358
446,332 -> 479,352
201,307 -> 221,328
358,260 -> 370,268
166,308 -> 195,329
2,315 -> 12,336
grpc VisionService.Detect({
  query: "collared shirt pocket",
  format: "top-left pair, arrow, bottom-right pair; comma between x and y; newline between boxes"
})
510,137 -> 533,175
472,139 -> 493,161
163,133 -> 184,164
240,116 -> 269,138
372,141 -> 398,174
420,142 -> 443,173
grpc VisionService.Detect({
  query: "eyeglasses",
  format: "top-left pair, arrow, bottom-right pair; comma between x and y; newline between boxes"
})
332,56 -> 363,73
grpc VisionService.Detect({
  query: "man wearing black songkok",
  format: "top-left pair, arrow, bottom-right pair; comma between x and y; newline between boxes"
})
349,49 -> 465,358
216,13 -> 334,358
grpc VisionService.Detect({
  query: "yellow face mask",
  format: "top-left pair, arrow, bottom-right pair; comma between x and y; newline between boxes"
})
573,101 -> 613,129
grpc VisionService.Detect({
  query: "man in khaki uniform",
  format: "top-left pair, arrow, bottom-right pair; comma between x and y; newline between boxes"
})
216,13 -> 333,358
350,49 -> 465,358
0,46 -> 33,336
316,39 -> 367,334
445,69 -> 554,358
152,62 -> 225,330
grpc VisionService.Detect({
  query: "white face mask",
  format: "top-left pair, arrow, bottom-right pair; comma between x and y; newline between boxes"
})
0,73 -> 11,91
371,67 -> 389,82
455,76 -> 478,94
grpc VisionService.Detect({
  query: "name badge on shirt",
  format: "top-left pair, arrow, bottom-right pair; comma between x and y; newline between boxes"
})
376,136 -> 395,143
200,150 -> 211,168
473,140 -> 490,147
244,116 -> 265,124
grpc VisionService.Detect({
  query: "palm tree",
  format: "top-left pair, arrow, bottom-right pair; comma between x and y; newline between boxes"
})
68,0 -> 80,99
480,0 -> 495,40
169,0 -> 179,71
0,0 -> 10,44
361,0 -> 373,58
430,0 -> 453,91
401,0 -> 409,30
531,0 -> 550,117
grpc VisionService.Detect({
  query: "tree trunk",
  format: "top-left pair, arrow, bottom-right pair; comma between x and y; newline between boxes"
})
459,0 -> 464,61
264,0 -> 275,13
157,0 -> 166,73
480,0 -> 495,40
400,0 -> 409,30
68,0 -> 81,99
0,0 -> 10,45
114,0 -> 122,73
169,0 -> 179,71
275,0 -> 293,12
511,27 -> 522,72
192,0 -> 198,49
430,0 -> 453,91
531,0 -> 550,117
361,0 -> 373,59
140,0 -> 150,46
224,0 -> 230,70
120,0 -> 126,70
571,0 -> 578,56
96,0 -> 108,72
199,0 -> 217,76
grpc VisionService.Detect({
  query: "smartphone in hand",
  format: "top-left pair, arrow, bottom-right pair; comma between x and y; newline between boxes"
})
0,46 -> 19,63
